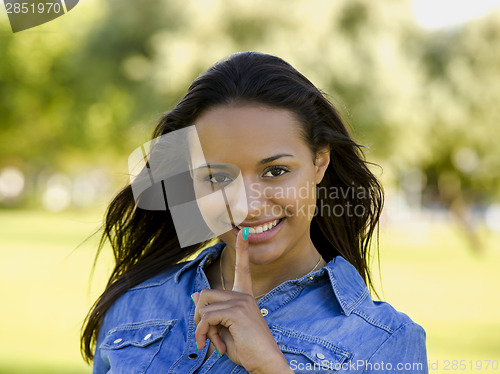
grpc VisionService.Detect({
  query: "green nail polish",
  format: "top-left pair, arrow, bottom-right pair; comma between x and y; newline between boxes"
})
190,292 -> 198,304
215,347 -> 222,357
195,342 -> 198,350
242,227 -> 249,240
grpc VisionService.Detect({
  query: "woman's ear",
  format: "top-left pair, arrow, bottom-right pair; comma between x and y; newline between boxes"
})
314,147 -> 330,185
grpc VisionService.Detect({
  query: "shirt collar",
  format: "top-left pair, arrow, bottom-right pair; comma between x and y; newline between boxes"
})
174,242 -> 369,316
323,256 -> 370,316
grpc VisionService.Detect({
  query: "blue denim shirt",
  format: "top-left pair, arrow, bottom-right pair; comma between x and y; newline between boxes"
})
93,242 -> 428,373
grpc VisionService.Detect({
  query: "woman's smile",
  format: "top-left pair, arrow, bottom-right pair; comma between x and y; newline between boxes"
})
231,217 -> 286,243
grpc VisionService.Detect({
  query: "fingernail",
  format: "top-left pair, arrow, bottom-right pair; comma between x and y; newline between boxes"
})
190,292 -> 199,304
242,227 -> 249,240
215,347 -> 222,357
195,342 -> 198,350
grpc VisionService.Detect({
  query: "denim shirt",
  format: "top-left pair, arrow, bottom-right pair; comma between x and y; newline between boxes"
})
93,242 -> 428,373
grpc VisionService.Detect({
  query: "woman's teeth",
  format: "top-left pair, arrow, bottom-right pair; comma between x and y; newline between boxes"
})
237,218 -> 281,233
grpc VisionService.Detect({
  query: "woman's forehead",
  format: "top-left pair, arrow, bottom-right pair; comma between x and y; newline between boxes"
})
192,105 -> 308,163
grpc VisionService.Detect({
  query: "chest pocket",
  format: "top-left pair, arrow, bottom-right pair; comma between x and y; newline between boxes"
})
100,319 -> 177,374
270,325 -> 353,373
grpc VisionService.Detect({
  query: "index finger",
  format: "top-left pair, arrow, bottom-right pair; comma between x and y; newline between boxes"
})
232,227 -> 253,295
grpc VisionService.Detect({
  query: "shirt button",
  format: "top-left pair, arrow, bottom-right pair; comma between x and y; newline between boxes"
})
308,276 -> 314,281
316,352 -> 326,360
260,308 -> 268,317
113,338 -> 122,344
143,333 -> 152,340
188,353 -> 198,360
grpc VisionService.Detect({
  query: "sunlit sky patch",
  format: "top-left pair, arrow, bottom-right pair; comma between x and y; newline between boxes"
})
412,0 -> 500,29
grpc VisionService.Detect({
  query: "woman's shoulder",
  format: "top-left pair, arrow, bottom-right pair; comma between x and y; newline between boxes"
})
327,255 -> 423,333
355,296 -> 424,335
127,262 -> 185,291
348,297 -> 428,370
320,255 -> 427,358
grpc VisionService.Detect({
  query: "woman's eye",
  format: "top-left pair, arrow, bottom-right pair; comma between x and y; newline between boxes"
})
263,166 -> 289,178
208,174 -> 231,184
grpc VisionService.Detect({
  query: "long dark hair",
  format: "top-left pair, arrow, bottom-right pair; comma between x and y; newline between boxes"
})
81,51 -> 383,363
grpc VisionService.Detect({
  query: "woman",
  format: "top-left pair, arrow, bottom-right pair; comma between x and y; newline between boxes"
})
81,52 -> 428,373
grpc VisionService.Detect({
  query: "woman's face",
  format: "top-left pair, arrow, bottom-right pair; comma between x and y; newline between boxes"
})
191,104 -> 330,265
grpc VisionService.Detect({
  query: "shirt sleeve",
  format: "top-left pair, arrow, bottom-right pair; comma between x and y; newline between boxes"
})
362,322 -> 428,374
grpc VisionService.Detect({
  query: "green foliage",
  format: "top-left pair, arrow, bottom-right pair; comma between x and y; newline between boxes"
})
416,12 -> 500,203
0,0 -> 499,201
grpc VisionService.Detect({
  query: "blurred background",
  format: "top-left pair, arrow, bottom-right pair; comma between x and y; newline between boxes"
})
1,0 -> 499,372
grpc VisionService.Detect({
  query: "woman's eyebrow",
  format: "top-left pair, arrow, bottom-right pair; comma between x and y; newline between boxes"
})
258,154 -> 294,165
195,154 -> 294,170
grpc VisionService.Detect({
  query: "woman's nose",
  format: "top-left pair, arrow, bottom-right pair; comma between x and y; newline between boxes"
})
227,177 -> 269,222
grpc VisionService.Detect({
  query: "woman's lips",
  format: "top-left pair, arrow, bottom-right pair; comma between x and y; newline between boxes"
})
231,218 -> 285,243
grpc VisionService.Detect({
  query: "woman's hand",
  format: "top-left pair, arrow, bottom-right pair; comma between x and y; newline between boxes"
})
191,229 -> 293,374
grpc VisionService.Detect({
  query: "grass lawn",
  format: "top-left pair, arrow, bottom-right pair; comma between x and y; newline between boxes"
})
0,208 -> 499,373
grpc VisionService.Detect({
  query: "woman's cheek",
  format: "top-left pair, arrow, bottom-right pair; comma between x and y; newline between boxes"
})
281,179 -> 317,222
196,194 -> 229,234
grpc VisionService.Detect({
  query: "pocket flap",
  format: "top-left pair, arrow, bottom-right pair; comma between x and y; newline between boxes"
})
270,324 -> 352,369
101,319 -> 176,350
